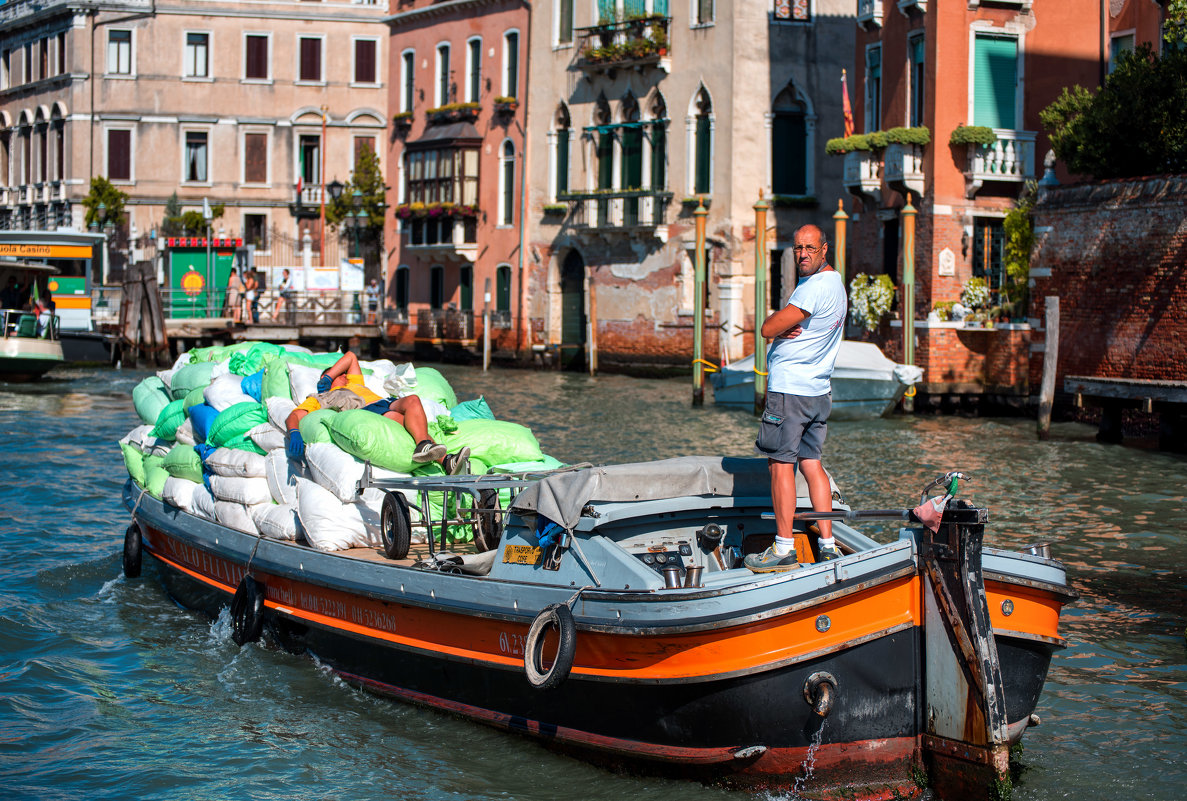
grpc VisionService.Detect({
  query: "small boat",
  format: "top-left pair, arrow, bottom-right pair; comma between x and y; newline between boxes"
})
711,341 -> 924,419
1,263 -> 65,381
120,456 -> 1072,800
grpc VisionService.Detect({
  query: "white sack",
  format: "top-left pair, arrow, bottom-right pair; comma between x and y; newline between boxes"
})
265,396 -> 298,432
205,447 -> 267,478
156,368 -> 175,391
382,363 -> 417,398
304,442 -> 409,503
265,447 -> 304,506
215,501 -> 263,535
210,474 -> 273,506
204,374 -> 254,412
288,365 -> 322,404
421,398 -> 450,425
121,424 -> 171,456
281,344 -> 313,356
248,423 -> 286,453
174,417 -> 196,446
253,503 -> 303,542
191,485 -> 216,521
162,476 -> 200,513
171,350 -> 195,372
210,360 -> 233,380
354,486 -> 425,543
295,477 -> 380,552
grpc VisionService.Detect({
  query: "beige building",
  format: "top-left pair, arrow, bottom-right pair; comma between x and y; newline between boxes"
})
523,1 -> 855,370
0,0 -> 389,278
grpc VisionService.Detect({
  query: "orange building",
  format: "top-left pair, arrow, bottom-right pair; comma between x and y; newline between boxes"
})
841,0 -> 1101,403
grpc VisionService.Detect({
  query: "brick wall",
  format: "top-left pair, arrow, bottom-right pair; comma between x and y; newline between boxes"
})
1027,176 -> 1187,389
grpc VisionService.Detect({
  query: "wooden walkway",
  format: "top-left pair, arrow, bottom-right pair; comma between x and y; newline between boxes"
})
1064,375 -> 1187,450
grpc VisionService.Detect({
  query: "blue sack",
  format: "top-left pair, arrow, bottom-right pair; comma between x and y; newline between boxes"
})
241,369 -> 265,402
189,403 -> 219,444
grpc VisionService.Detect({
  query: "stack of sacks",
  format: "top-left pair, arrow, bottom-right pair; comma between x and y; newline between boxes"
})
118,344 -> 563,551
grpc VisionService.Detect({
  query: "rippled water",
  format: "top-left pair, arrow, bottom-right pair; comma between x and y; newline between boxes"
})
1,364 -> 1183,801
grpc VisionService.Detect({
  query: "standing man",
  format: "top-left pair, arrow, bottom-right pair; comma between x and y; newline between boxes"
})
745,224 -> 848,572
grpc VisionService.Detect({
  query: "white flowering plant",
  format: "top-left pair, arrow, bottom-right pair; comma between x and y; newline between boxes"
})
960,276 -> 991,310
848,273 -> 896,333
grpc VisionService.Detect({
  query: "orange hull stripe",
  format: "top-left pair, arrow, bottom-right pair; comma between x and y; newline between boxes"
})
985,581 -> 1067,641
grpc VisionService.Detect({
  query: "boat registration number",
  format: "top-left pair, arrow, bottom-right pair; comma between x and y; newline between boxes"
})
503,544 -> 543,565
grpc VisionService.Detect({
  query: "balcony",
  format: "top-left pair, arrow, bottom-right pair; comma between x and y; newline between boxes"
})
884,143 -> 925,199
965,129 -> 1036,198
426,103 -> 480,126
577,15 -> 670,75
842,151 -> 882,206
558,189 -> 672,231
857,0 -> 884,29
416,308 -> 474,341
896,0 -> 926,14
399,207 -> 479,262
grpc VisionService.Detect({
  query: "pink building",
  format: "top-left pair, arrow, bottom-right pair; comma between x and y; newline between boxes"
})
383,1 -> 529,357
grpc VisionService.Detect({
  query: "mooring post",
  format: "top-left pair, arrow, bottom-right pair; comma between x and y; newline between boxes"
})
482,278 -> 491,372
901,195 -> 917,413
588,278 -> 598,377
692,199 -> 708,407
833,199 -> 848,284
753,195 -> 769,416
1037,295 -> 1059,439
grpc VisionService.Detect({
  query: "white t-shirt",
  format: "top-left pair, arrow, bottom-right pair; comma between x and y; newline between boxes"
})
766,269 -> 847,396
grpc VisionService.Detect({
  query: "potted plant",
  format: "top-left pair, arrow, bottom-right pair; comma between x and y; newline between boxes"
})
848,273 -> 895,335
960,276 -> 990,327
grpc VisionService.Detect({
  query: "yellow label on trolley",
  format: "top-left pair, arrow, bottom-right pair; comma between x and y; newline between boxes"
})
502,544 -> 543,565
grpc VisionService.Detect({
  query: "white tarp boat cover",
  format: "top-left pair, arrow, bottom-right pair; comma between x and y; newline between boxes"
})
510,455 -> 834,531
721,341 -> 922,386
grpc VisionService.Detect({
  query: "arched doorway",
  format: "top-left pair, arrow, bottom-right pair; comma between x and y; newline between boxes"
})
559,249 -> 586,371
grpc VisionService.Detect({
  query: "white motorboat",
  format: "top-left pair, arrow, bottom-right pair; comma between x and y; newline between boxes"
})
710,341 -> 923,419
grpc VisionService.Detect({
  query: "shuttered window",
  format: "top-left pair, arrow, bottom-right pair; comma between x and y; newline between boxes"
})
973,35 -> 1017,130
245,35 -> 268,80
355,39 -> 376,84
299,37 -> 321,82
650,123 -> 666,190
108,129 -> 130,180
245,133 -> 267,183
556,127 -> 569,195
772,111 -> 806,195
694,114 -> 711,194
496,265 -> 512,312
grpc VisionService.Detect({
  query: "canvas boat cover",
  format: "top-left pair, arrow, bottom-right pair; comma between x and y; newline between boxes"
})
510,455 -> 835,531
717,342 -> 922,386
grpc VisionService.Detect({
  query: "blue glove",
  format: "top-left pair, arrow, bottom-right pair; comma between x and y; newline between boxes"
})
316,372 -> 333,393
286,429 -> 305,462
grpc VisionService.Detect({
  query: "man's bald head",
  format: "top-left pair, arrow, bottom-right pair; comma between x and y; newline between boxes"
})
792,224 -> 829,277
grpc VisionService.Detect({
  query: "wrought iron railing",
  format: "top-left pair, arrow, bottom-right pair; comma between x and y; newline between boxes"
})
558,188 -> 672,228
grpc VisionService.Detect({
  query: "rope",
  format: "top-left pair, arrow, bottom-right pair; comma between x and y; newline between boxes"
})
129,485 -> 148,521
565,585 -> 594,610
753,367 -> 769,376
904,385 -> 917,398
691,358 -> 719,373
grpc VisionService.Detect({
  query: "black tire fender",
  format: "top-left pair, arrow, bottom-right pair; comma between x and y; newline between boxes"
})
381,491 -> 412,560
524,603 -> 577,690
123,521 -> 143,578
230,575 -> 266,646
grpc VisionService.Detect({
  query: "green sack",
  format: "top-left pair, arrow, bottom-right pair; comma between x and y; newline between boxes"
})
132,376 -> 173,425
215,433 -> 267,455
328,409 -> 416,472
298,408 -> 338,445
169,362 -> 216,400
409,461 -> 472,544
163,444 -> 204,483
120,442 -> 146,486
262,359 -> 292,401
186,342 -> 256,363
282,351 -> 342,370
450,396 -> 495,422
228,342 -> 286,376
183,385 -> 206,412
207,401 -> 268,448
442,419 -> 544,468
152,399 -> 186,440
411,367 -> 457,409
489,454 -> 566,473
143,454 -> 170,499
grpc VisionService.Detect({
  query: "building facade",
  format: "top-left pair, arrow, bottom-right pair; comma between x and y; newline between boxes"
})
843,0 -> 1101,399
381,0 -> 530,354
520,0 -> 855,370
0,0 -> 389,282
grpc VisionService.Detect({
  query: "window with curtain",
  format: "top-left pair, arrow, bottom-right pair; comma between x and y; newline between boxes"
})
108,30 -> 131,74
972,34 -> 1017,130
185,33 -> 209,78
299,134 -> 320,185
185,131 -> 208,182
909,35 -> 925,128
404,147 -> 479,206
865,45 -> 881,132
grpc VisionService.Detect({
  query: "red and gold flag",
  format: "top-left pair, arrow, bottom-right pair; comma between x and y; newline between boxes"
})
842,69 -> 855,138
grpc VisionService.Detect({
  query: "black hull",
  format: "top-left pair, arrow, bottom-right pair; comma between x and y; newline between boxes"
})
60,330 -> 116,365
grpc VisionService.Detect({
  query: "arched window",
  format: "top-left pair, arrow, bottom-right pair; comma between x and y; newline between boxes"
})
621,93 -> 642,225
648,92 -> 667,190
499,140 -> 515,226
692,88 -> 712,195
553,103 -> 570,198
465,37 -> 482,103
771,86 -> 807,196
593,96 -> 613,225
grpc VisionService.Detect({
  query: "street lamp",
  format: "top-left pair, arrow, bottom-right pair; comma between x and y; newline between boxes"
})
89,202 -> 115,283
327,179 -> 345,203
348,189 -> 365,258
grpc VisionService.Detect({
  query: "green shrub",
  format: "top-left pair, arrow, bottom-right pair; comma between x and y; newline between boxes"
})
949,125 -> 998,146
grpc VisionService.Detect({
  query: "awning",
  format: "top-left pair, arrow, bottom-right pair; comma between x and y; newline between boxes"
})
406,122 -> 482,150
0,260 -> 60,274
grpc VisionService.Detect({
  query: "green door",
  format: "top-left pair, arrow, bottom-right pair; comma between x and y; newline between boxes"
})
973,35 -> 1017,130
621,126 -> 643,225
559,250 -> 586,371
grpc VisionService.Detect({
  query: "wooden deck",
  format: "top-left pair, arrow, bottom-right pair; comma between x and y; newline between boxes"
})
1065,375 -> 1187,450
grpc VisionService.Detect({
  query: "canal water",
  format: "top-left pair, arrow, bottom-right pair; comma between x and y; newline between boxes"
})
0,363 -> 1183,801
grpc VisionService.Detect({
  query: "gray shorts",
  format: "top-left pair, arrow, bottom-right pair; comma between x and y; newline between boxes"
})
755,391 -> 831,463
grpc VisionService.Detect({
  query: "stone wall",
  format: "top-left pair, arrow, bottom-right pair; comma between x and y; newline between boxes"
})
1027,176 -> 1187,389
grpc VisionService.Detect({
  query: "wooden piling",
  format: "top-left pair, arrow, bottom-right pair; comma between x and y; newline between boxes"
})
1037,296 -> 1059,440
